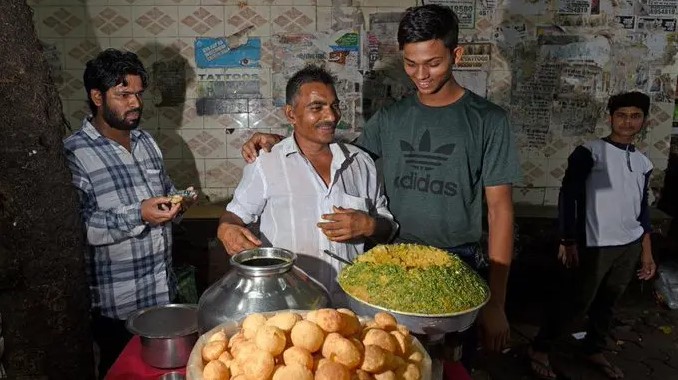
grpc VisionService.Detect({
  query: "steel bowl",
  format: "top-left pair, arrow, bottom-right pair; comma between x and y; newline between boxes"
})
344,292 -> 490,341
126,304 -> 198,369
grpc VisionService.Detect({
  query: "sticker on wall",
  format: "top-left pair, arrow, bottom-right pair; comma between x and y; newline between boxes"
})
194,37 -> 261,69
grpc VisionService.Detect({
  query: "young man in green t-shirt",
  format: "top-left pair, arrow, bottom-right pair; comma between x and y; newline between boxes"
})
241,4 -> 521,357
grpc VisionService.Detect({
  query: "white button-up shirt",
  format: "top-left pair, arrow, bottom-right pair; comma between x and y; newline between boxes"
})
226,136 -> 395,305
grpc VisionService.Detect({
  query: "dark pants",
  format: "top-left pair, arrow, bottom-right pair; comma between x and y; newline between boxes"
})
533,240 -> 642,355
444,243 -> 488,370
92,311 -> 132,379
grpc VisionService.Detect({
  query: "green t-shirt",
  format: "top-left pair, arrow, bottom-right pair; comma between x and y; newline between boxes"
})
357,91 -> 521,248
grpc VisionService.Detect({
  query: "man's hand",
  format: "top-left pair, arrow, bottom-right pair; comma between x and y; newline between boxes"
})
217,222 -> 262,255
242,132 -> 284,163
318,206 -> 376,242
141,197 -> 181,226
637,252 -> 657,280
557,244 -> 579,268
478,302 -> 510,352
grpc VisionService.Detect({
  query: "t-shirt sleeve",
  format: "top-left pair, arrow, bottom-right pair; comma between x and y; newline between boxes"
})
356,109 -> 383,158
482,109 -> 522,186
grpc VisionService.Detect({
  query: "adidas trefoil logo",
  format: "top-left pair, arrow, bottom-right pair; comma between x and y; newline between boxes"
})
400,130 -> 455,171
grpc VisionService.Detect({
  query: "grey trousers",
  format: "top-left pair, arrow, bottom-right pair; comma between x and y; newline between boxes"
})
533,239 -> 642,354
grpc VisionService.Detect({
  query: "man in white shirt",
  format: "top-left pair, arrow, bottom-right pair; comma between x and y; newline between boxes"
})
216,65 -> 396,304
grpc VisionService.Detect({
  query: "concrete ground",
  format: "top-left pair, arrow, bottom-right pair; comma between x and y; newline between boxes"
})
469,257 -> 678,380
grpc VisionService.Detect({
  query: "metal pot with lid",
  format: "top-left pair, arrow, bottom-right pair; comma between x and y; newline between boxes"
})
197,247 -> 331,332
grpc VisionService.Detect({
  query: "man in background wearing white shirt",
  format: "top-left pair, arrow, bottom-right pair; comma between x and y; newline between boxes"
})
216,65 -> 396,305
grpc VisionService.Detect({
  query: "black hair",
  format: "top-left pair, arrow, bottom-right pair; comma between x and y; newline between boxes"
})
607,91 -> 650,117
285,65 -> 335,106
397,4 -> 460,50
83,48 -> 148,115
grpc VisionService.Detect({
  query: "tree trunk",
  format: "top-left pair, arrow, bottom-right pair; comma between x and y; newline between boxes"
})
0,1 -> 94,378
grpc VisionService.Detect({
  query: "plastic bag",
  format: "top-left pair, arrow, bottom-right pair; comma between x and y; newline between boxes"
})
654,261 -> 678,310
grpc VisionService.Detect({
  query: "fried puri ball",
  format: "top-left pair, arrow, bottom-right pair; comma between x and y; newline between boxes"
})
272,364 -> 314,380
389,331 -> 410,356
242,313 -> 267,339
266,312 -> 302,332
360,345 -> 391,373
315,308 -> 344,333
353,369 -> 375,380
232,341 -> 259,362
230,360 -> 243,377
241,348 -> 275,380
228,331 -> 245,348
217,351 -> 234,367
396,363 -> 422,380
208,329 -> 229,343
202,340 -> 227,362
314,361 -> 351,380
407,351 -> 423,364
350,337 -> 365,355
306,310 -> 318,323
255,325 -> 287,356
374,312 -> 397,331
362,329 -> 398,354
283,346 -> 314,370
321,334 -> 362,369
291,320 -> 325,353
203,360 -> 230,380
372,370 -> 396,380
337,309 -> 361,337
396,324 -> 410,337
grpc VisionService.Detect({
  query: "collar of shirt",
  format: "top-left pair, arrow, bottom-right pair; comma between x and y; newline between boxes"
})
81,116 -> 143,146
279,135 -> 359,192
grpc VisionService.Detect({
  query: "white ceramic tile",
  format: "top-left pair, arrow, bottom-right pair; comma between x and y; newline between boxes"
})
543,188 -> 560,206
165,158 -> 206,190
203,113 -> 250,129
225,129 -> 257,159
224,5 -> 271,37
62,38 -> 102,70
202,187 -> 234,204
109,0 -> 154,5
182,128 -> 227,158
153,130 -> 184,159
132,6 -> 179,38
38,6 -> 87,38
178,6 -> 225,37
108,37 -> 158,69
63,100 -> 90,131
270,6 -> 316,34
88,6 -> 133,38
547,158 -> 568,188
57,69 -> 85,100
512,187 -> 545,205
204,158 -> 245,188
155,37 -> 196,63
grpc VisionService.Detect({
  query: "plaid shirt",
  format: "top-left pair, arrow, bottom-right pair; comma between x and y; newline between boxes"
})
63,118 -> 177,320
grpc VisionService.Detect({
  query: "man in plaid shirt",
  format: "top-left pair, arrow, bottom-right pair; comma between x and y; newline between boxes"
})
63,49 -> 197,378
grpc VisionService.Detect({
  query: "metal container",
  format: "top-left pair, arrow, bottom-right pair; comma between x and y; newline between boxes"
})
197,247 -> 331,333
126,304 -> 198,369
343,287 -> 490,342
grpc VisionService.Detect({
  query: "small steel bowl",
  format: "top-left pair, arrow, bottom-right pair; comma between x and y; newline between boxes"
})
126,304 -> 198,369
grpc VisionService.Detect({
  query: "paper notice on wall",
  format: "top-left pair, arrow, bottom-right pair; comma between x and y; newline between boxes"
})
616,15 -> 637,29
637,16 -> 677,31
635,0 -> 678,17
456,43 -> 492,70
422,0 -> 476,28
454,71 -> 488,97
557,0 -> 593,15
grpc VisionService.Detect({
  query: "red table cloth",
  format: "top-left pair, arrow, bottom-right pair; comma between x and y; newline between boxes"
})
105,336 -> 186,380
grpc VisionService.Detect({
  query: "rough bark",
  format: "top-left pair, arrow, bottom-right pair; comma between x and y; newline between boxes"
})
0,1 -> 94,378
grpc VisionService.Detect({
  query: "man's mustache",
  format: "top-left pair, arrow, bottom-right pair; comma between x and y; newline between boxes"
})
126,108 -> 142,116
315,121 -> 336,129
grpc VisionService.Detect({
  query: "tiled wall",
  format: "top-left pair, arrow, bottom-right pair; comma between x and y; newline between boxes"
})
29,0 -> 675,206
